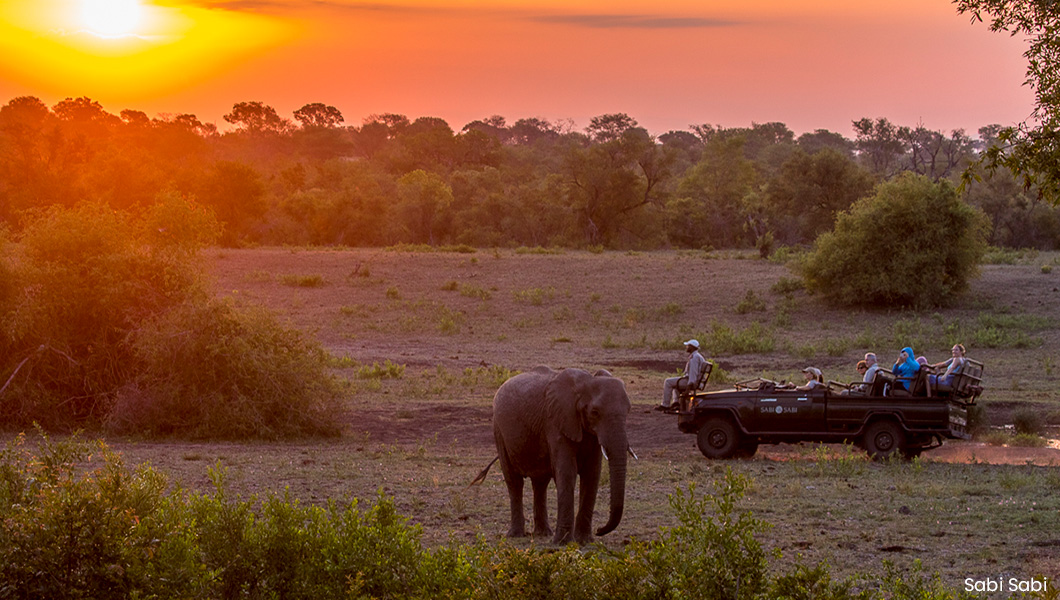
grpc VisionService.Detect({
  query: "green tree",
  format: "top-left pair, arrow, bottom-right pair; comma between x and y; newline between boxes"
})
796,128 -> 854,157
564,125 -> 674,246
798,173 -> 990,308
293,102 -> 344,129
670,136 -> 757,248
957,0 -> 1060,203
396,169 -> 454,244
223,101 -> 290,135
853,117 -> 906,176
901,125 -> 975,180
765,148 -> 875,245
195,161 -> 267,246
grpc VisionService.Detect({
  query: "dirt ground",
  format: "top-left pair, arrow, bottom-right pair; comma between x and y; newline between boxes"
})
205,247 -> 1060,466
86,247 -> 1060,583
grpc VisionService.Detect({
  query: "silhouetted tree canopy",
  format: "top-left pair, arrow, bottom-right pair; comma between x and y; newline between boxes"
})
0,95 -> 1058,251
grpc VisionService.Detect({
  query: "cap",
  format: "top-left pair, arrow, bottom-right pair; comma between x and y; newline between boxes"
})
683,339 -> 700,349
802,367 -> 821,377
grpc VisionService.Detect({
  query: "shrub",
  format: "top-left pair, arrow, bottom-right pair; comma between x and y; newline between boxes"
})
735,289 -> 767,314
0,203 -> 210,428
705,321 -> 776,354
1012,407 -> 1046,436
797,173 -> 989,308
1,438 -> 980,600
966,402 -> 988,435
113,299 -> 342,438
0,203 -> 343,438
659,470 -> 771,600
1010,432 -> 1048,447
771,276 -> 805,295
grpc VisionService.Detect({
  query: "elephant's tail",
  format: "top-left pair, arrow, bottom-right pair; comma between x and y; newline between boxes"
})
468,456 -> 499,488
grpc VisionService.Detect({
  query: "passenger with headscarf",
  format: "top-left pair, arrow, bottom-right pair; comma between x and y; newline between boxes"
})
892,347 -> 920,391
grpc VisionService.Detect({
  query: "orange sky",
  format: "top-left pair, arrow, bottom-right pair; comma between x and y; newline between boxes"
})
0,0 -> 1035,136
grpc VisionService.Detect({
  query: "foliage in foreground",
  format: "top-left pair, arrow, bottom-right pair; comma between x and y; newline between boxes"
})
0,202 -> 342,438
798,174 -> 990,308
0,434 -> 1007,600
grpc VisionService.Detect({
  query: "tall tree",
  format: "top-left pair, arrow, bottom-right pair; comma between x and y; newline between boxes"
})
293,103 -> 344,129
765,148 -> 875,244
900,126 -> 975,181
853,117 -> 906,176
670,136 -> 757,248
957,0 -> 1060,203
224,101 -> 289,135
564,126 -> 673,246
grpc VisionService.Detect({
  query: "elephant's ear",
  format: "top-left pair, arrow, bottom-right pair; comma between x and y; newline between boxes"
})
546,368 -> 590,443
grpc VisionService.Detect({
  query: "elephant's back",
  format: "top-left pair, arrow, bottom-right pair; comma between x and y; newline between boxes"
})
493,371 -> 547,418
492,372 -> 550,447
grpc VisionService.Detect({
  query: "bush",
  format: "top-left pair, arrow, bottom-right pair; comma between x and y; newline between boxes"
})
0,203 -> 343,438
797,173 -> 989,308
1012,407 -> 1046,436
0,438 -> 983,600
112,299 -> 342,438
0,203 -> 208,428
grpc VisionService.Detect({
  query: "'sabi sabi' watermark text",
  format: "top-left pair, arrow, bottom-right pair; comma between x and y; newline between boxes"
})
964,576 -> 1049,594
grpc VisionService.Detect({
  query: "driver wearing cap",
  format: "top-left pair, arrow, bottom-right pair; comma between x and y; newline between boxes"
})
657,339 -> 706,411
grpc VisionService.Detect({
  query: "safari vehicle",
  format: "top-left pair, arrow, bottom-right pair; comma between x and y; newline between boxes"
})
662,360 -> 984,460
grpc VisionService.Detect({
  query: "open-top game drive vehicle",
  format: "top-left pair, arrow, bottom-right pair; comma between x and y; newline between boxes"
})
661,360 -> 984,460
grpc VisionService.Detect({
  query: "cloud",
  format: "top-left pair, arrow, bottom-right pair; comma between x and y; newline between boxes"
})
183,1 -> 740,30
530,14 -> 740,30
188,1 -> 445,13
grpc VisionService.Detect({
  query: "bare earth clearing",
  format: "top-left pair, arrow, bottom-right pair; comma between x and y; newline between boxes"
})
104,248 -> 1060,584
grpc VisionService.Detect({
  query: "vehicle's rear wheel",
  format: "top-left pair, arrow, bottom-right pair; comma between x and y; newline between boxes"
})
862,420 -> 905,460
696,417 -> 741,459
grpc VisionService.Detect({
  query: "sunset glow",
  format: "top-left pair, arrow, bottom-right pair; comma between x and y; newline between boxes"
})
80,0 -> 143,38
0,0 -> 1036,135
0,1 -> 293,102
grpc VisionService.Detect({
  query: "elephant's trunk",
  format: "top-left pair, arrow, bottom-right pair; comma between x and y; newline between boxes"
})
595,431 -> 628,537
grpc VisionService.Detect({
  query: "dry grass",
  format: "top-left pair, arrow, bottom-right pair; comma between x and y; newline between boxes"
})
92,247 -> 1060,584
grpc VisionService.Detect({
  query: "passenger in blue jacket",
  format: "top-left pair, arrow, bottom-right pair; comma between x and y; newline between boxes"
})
892,346 -> 920,391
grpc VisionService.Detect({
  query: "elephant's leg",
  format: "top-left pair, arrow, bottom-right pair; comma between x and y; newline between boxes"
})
552,452 -> 578,544
574,448 -> 603,544
530,475 -> 553,538
502,472 -> 527,538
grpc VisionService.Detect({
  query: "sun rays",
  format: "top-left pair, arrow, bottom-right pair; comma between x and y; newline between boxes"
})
80,0 -> 144,38
0,1 -> 294,101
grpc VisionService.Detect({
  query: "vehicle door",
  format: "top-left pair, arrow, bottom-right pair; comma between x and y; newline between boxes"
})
751,388 -> 828,433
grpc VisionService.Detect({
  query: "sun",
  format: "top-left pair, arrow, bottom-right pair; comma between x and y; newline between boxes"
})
80,0 -> 144,37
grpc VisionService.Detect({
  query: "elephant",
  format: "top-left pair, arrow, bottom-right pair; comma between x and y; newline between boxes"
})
482,366 -> 632,545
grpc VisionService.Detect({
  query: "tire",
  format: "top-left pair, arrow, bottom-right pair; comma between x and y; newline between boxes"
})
862,420 -> 905,460
696,417 -> 741,459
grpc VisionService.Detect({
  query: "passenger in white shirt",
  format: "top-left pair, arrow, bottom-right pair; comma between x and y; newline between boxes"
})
658,339 -> 707,410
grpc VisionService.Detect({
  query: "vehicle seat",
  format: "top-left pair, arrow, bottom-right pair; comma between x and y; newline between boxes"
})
889,367 -> 930,397
676,360 -> 714,409
870,369 -> 894,396
935,359 -> 984,401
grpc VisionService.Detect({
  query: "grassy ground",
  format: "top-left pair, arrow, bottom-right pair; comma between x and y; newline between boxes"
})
95,247 -> 1060,586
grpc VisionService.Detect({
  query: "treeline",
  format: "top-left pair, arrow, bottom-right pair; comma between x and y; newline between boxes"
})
1,96 -> 1058,250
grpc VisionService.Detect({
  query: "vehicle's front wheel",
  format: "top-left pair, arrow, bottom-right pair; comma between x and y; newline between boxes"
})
862,420 -> 905,460
696,417 -> 741,459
